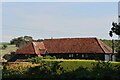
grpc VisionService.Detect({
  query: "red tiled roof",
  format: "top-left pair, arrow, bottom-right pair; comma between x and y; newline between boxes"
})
16,42 -> 46,55
33,42 -> 46,55
43,38 -> 112,54
16,42 -> 35,54
16,37 -> 113,55
96,38 -> 112,53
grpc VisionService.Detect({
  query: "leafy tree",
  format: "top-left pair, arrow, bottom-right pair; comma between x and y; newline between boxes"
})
109,22 -> 120,37
37,39 -> 43,42
24,36 -> 33,41
10,36 -> 33,47
109,22 -> 120,61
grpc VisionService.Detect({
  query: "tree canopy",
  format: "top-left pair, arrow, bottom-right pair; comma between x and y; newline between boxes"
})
109,22 -> 120,61
10,36 -> 33,47
109,22 -> 120,38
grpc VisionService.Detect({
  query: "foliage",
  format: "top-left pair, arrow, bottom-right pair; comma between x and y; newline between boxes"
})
1,44 -> 7,49
3,54 -> 12,61
25,58 -> 120,71
43,56 -> 56,59
60,61 -> 120,80
91,61 -> 120,80
116,47 -> 120,61
24,56 -> 56,63
10,36 -> 33,47
27,61 -> 64,79
101,39 -> 112,48
2,64 -> 27,78
2,61 -> 64,79
109,22 -> 120,37
60,66 -> 90,80
25,56 -> 43,63
115,40 -> 120,61
37,39 -> 44,42
2,60 -> 120,79
109,22 -> 120,61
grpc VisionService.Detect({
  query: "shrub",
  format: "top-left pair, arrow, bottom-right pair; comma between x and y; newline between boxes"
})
26,61 -> 64,79
3,54 -> 12,61
2,64 -> 27,79
91,61 -> 120,80
24,56 -> 43,63
2,44 -> 7,49
25,56 -> 56,63
43,56 -> 56,59
2,60 -> 120,79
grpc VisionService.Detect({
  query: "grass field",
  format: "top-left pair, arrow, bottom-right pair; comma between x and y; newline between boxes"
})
40,59 -> 120,72
5,59 -> 120,73
0,44 -> 17,57
3,59 -> 120,79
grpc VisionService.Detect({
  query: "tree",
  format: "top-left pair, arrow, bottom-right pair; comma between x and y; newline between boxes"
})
37,39 -> 43,42
109,22 -> 120,61
24,36 -> 33,41
109,22 -> 120,38
10,36 -> 33,48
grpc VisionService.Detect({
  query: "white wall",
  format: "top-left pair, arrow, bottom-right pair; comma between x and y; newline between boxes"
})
105,54 -> 116,61
112,55 -> 116,61
105,54 -> 110,61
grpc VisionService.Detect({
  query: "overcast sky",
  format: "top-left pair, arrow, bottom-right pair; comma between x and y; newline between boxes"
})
1,2 -> 119,42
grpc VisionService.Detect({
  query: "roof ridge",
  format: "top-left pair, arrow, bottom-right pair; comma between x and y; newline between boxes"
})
32,42 -> 36,54
45,37 -> 97,40
95,38 -> 105,53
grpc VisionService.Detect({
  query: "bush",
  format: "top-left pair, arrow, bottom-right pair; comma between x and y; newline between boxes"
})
25,56 -> 56,63
2,60 -> 120,79
23,61 -> 64,79
60,61 -> 120,80
2,64 -> 27,79
91,61 -> 120,80
60,66 -> 91,80
43,56 -> 56,59
24,56 -> 43,63
3,54 -> 12,61
2,44 -> 7,49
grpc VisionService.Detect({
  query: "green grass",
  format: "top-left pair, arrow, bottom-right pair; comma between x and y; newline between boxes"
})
101,39 -> 112,48
42,59 -> 120,72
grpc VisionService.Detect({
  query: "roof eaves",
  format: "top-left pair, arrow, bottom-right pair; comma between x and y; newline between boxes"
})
95,38 -> 106,53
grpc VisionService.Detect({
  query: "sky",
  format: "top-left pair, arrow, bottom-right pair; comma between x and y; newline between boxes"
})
1,2 -> 119,42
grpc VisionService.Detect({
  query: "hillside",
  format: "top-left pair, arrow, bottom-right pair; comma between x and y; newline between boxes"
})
0,43 -> 17,58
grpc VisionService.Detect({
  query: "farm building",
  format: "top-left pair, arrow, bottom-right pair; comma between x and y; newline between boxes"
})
11,38 -> 116,61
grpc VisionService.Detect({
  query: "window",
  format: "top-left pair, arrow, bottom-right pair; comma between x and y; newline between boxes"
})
82,54 -> 84,58
76,54 -> 79,56
69,54 -> 74,57
25,54 -> 27,57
